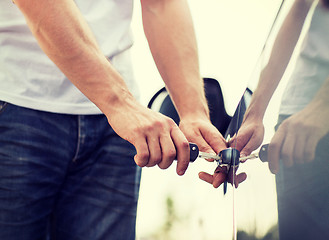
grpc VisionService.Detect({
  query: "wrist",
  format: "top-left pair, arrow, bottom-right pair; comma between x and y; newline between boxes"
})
102,88 -> 137,116
171,82 -> 210,120
243,102 -> 265,124
178,100 -> 210,122
244,84 -> 274,121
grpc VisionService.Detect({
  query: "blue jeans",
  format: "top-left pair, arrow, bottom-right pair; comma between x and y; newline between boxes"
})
0,101 -> 141,240
275,115 -> 329,240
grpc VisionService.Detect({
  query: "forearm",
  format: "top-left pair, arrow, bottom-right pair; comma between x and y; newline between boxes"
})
246,0 -> 313,120
141,0 -> 209,120
14,0 -> 136,116
13,0 -> 196,174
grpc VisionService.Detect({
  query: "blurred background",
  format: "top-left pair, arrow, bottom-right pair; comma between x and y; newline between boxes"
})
130,1 -> 301,239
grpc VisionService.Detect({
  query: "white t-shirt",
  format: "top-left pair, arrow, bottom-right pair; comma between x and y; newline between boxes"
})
279,2 -> 329,115
0,0 -> 140,114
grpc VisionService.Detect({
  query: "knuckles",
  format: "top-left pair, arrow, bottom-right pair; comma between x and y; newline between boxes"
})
178,140 -> 190,149
163,149 -> 176,160
150,155 -> 162,165
133,118 -> 175,135
281,150 -> 293,164
135,152 -> 150,166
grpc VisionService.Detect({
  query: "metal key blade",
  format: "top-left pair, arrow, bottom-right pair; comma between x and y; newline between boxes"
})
239,153 -> 259,162
198,151 -> 221,161
238,144 -> 269,162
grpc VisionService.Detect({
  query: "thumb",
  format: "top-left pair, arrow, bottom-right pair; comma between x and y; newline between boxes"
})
229,133 -> 249,153
228,133 -> 237,147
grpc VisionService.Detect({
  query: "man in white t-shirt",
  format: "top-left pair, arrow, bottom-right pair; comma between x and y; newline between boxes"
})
0,0 -> 231,239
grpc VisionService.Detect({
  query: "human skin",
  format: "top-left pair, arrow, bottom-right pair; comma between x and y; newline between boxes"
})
13,0 -> 228,180
228,0 -> 329,174
198,0 -> 318,186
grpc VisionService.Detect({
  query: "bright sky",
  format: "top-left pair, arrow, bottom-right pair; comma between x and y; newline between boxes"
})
130,1 -> 292,239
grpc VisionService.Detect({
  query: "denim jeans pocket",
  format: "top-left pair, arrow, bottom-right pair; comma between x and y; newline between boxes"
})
0,101 -> 8,114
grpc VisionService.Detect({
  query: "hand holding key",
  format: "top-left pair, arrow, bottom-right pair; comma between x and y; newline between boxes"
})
189,143 -> 249,189
188,142 -> 269,163
190,142 -> 268,190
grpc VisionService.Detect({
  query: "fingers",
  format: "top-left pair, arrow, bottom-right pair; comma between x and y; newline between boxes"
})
304,134 -> 317,162
227,166 -> 247,188
268,118 -> 318,174
240,137 -> 262,158
134,137 -> 168,168
236,172 -> 247,186
179,119 -> 227,157
171,127 -> 190,176
198,170 -> 226,189
131,115 -> 190,174
145,136 -> 162,167
199,124 -> 227,154
229,134 -> 254,157
134,139 -> 150,167
280,133 -> 295,168
198,172 -> 214,184
193,137 -> 216,162
199,165 -> 247,189
228,134 -> 242,151
269,129 -> 304,174
134,132 -> 190,175
157,135 -> 176,169
268,132 -> 284,174
229,122 -> 264,157
198,166 -> 227,188
213,165 -> 228,188
229,134 -> 256,159
230,172 -> 247,188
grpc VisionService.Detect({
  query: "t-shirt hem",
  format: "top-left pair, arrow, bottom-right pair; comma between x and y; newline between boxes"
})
0,94 -> 102,115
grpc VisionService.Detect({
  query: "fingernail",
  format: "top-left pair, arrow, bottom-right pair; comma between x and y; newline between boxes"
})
178,170 -> 185,176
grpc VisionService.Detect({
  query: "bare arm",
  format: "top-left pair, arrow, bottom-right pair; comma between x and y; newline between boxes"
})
141,0 -> 245,188
247,0 -> 313,119
141,0 -> 227,155
232,0 -> 314,156
269,75 -> 329,173
14,0 -> 129,114
141,0 -> 207,119
14,0 -> 192,175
